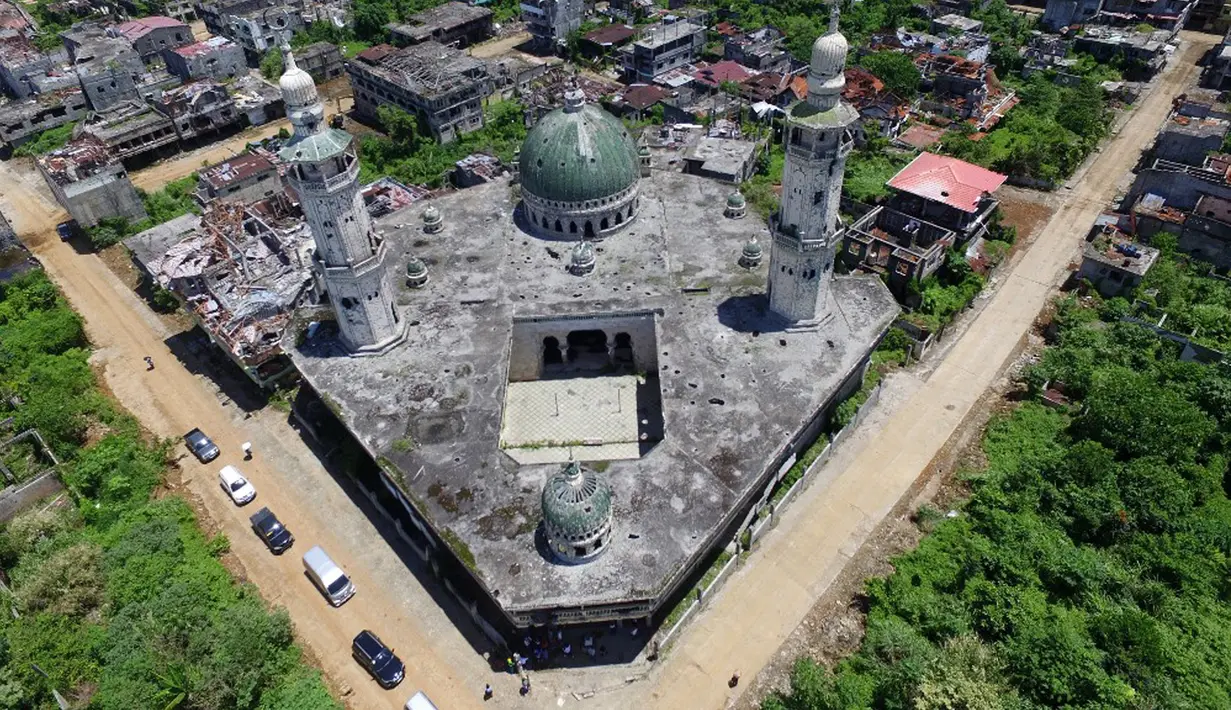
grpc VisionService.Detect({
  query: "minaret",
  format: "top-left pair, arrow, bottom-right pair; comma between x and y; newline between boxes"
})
766,6 -> 858,328
277,46 -> 405,353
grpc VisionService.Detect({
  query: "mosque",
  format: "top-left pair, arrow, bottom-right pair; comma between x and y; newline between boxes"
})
283,11 -> 899,637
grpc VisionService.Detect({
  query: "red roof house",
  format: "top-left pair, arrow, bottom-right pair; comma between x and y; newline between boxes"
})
114,16 -> 185,40
692,60 -> 753,90
887,152 -> 1006,213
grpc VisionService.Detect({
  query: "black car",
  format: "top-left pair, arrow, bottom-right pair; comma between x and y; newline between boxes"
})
249,507 -> 294,554
56,220 -> 79,242
184,428 -> 220,463
352,630 -> 404,689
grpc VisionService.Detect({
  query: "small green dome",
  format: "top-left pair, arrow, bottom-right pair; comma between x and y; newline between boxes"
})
743,237 -> 763,258
727,191 -> 746,208
542,460 -> 612,540
519,92 -> 640,205
406,257 -> 427,277
422,205 -> 441,223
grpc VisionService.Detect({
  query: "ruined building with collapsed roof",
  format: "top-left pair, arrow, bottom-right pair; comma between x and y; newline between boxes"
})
346,42 -> 489,143
37,135 -> 147,226
279,12 -> 899,638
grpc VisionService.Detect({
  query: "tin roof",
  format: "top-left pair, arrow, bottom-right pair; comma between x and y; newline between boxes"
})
887,152 -> 1006,213
199,152 -> 275,188
692,60 -> 752,89
114,16 -> 185,40
172,35 -> 235,57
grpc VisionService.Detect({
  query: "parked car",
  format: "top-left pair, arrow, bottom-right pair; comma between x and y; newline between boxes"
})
56,220 -> 80,242
352,630 -> 404,689
218,465 -> 256,505
405,691 -> 439,710
184,428 -> 220,462
249,507 -> 293,553
302,545 -> 356,606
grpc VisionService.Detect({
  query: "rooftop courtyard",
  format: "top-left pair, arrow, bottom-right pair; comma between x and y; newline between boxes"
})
289,171 -> 898,627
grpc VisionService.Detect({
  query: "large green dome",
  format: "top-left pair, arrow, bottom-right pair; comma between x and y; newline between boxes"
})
520,94 -> 640,205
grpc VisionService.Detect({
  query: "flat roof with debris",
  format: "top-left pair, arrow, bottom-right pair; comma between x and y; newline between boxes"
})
387,1 -> 491,43
36,136 -> 116,185
172,35 -> 237,57
350,41 -> 488,98
199,152 -> 276,189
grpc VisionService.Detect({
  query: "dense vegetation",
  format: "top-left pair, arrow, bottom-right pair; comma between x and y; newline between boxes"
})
87,175 -> 200,249
357,100 -> 527,187
1129,236 -> 1231,353
12,123 -> 74,159
765,292 -> 1231,709
0,271 -> 339,709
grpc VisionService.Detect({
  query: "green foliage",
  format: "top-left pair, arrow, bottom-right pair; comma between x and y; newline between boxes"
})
767,293 -> 1231,710
0,273 -> 339,708
292,20 -> 353,49
859,51 -> 921,98
844,148 -> 913,204
1133,251 -> 1231,353
941,75 -> 1109,184
358,100 -> 528,188
12,122 -> 74,158
260,50 -> 284,81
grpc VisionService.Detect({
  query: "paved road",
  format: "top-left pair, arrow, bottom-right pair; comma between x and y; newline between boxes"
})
0,167 -> 491,707
633,32 -> 1215,710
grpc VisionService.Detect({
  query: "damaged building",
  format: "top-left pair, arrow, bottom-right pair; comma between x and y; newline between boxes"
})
195,150 -> 280,205
164,35 -> 247,82
0,88 -> 88,149
154,80 -> 240,142
125,197 -> 313,387
76,99 -> 179,163
111,15 -> 192,63
521,0 -> 583,53
198,0 -> 305,64
388,1 -> 493,48
37,136 -> 148,227
621,20 -> 706,84
347,42 -> 489,143
293,41 -> 343,82
64,24 -> 149,111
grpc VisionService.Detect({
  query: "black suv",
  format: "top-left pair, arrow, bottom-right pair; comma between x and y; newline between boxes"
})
352,630 -> 404,689
183,428 -> 219,463
249,507 -> 294,554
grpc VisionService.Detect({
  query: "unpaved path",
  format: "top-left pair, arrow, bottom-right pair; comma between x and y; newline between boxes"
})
0,166 -> 484,709
630,31 -> 1216,710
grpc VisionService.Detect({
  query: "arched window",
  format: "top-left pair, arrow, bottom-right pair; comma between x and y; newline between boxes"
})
555,220 -> 563,233
569,222 -> 578,234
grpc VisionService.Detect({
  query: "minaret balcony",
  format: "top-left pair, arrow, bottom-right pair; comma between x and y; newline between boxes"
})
290,155 -> 360,195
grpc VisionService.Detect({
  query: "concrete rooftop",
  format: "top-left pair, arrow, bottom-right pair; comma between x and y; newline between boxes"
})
290,172 -> 898,619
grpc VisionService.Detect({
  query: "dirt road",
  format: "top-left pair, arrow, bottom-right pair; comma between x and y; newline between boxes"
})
0,174 -> 483,708
633,32 -> 1216,710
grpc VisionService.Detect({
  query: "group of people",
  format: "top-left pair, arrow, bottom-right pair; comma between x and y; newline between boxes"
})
488,621 -> 648,700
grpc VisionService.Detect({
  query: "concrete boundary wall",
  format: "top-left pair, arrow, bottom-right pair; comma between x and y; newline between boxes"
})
0,471 -> 64,523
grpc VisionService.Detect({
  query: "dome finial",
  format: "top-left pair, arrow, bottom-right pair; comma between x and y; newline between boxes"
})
563,79 -> 585,113
829,3 -> 840,33
281,41 -> 298,72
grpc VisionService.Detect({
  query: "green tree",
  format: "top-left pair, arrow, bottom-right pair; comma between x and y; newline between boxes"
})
260,50 -> 284,80
860,51 -> 922,98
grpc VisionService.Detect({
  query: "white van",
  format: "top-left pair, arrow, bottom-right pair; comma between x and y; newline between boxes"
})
302,545 -> 356,606
405,691 -> 438,710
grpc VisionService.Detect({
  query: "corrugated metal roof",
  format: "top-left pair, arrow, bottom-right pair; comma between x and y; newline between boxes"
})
886,152 -> 1006,213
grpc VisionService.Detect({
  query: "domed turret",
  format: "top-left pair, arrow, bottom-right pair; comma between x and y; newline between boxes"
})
568,240 -> 596,276
405,256 -> 429,288
740,235 -> 763,268
541,458 -> 614,563
806,6 -> 848,111
279,47 -> 318,107
726,190 -> 747,219
422,204 -> 443,234
518,84 -> 641,240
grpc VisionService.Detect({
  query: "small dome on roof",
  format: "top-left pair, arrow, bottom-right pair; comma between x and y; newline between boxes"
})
278,47 -> 318,108
569,240 -> 596,275
727,191 -> 746,208
542,459 -> 613,563
743,237 -> 763,258
423,205 -> 441,223
406,256 -> 427,276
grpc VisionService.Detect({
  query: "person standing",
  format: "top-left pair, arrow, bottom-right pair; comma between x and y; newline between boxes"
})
483,683 -> 492,701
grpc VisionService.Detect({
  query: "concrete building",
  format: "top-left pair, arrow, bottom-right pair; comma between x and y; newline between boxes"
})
724,26 -> 790,73
1154,113 -> 1229,165
111,16 -> 192,63
198,0 -> 305,64
37,136 -> 148,227
231,74 -> 284,125
1072,27 -> 1172,79
280,46 -> 405,352
67,27 -> 147,111
347,42 -> 489,143
154,80 -> 240,141
521,0 -> 583,53
840,206 -> 956,296
77,99 -> 179,162
0,89 -> 88,149
581,24 -> 636,58
0,38 -> 53,99
1078,224 -> 1159,297
681,135 -> 760,183
195,151 -> 280,205
285,9 -> 897,637
1042,0 -> 1104,30
121,0 -> 197,24
885,152 -> 1007,243
620,20 -> 706,84
164,36 -> 247,82
842,68 -> 908,140
388,2 -> 493,48
293,41 -> 343,83
1203,30 -> 1231,90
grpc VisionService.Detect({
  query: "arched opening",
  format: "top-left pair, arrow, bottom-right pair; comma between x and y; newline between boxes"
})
600,217 -> 610,230
543,337 -> 563,366
613,332 -> 634,365
584,221 -> 595,238
555,219 -> 563,233
569,221 -> 578,234
566,330 -> 608,369
614,211 -> 623,225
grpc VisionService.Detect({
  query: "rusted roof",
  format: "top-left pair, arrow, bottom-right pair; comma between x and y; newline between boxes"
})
887,152 -> 1006,213
692,60 -> 752,89
173,35 -> 235,58
618,83 -> 669,110
199,152 -> 275,188
356,44 -> 396,64
895,123 -> 946,150
584,24 -> 635,46
114,16 -> 184,40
